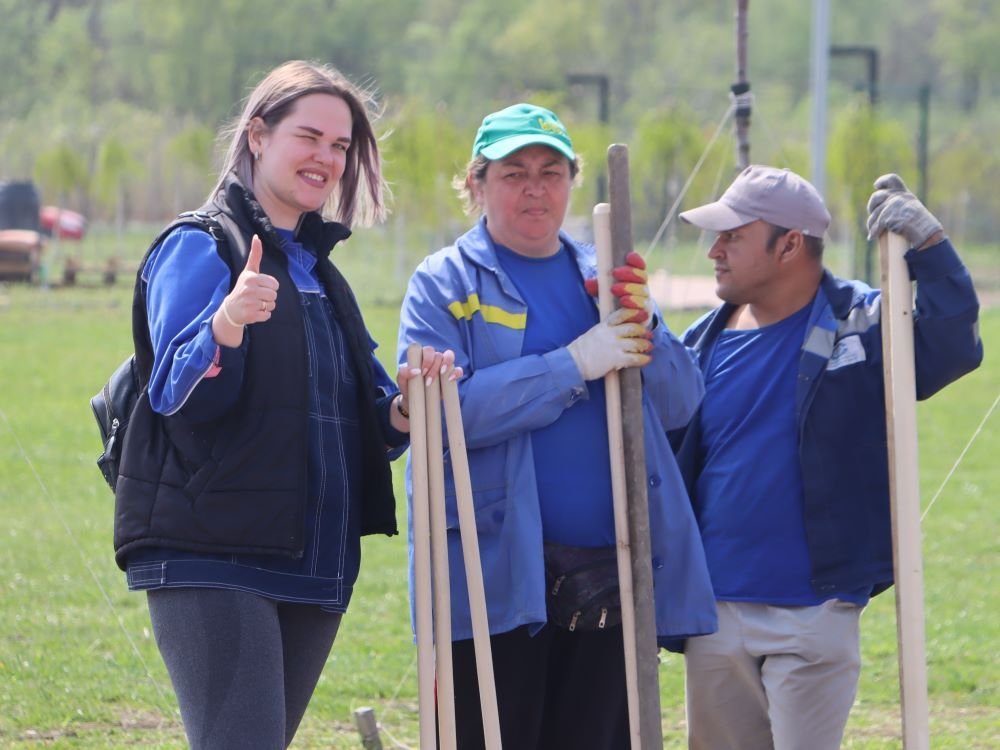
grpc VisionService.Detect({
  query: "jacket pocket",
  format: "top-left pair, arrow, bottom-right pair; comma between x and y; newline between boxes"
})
444,486 -> 506,535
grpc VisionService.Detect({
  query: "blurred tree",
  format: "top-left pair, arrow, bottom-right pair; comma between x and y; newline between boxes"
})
316,0 -> 421,94
165,124 -> 216,215
94,134 -> 144,251
494,0 -> 607,97
631,106 -> 705,242
929,121 -> 1000,240
562,119 -> 613,218
931,0 -> 1000,111
828,99 -> 913,281
33,142 -> 89,276
381,101 -> 467,281
33,143 -> 89,208
402,0 -> 530,116
33,3 -> 104,110
0,0 -> 995,246
0,1 -> 46,118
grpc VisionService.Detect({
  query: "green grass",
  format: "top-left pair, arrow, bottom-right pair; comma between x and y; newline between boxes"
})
0,233 -> 996,748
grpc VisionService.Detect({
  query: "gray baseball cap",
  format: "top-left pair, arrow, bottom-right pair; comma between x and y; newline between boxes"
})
679,165 -> 831,238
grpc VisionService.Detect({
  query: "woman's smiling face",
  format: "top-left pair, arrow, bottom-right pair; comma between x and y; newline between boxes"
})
249,93 -> 353,229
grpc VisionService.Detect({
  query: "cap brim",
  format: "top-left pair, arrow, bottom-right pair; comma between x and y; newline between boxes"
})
479,133 -> 575,161
679,200 -> 757,232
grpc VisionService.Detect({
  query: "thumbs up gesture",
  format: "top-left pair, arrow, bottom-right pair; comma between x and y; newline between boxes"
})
218,235 -> 280,326
213,235 -> 279,345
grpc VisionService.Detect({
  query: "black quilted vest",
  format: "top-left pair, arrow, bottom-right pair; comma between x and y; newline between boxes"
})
113,177 -> 397,570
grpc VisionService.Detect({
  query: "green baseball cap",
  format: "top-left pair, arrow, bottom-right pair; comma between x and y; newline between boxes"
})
471,103 -> 576,161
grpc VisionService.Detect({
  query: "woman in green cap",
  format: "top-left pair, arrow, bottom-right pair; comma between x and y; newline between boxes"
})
397,103 -> 717,749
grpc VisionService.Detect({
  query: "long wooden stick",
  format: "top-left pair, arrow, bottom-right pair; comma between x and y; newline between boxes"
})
593,202 -> 642,749
441,376 -> 502,749
426,373 -> 457,749
607,144 -> 664,748
878,232 -> 930,749
406,343 -> 437,750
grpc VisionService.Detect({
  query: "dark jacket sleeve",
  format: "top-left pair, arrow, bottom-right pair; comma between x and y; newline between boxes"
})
907,239 -> 983,400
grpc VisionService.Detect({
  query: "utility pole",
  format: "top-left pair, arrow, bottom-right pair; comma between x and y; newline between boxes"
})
809,0 -> 830,197
732,0 -> 752,171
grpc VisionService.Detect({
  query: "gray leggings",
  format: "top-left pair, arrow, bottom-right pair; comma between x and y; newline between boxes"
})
147,588 -> 342,750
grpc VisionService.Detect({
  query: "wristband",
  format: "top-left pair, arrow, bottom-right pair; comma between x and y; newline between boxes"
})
220,299 -> 242,328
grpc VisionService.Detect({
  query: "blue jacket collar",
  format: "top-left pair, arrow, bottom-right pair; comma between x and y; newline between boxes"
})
819,268 -> 868,320
455,217 -> 594,299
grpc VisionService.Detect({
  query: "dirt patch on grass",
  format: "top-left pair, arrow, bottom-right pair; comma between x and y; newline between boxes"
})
15,709 -> 183,744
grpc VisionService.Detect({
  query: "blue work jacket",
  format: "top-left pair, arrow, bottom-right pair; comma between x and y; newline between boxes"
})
674,239 -> 983,598
398,219 -> 718,644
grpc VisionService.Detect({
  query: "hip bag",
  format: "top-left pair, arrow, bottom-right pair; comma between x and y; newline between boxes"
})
543,541 -> 622,632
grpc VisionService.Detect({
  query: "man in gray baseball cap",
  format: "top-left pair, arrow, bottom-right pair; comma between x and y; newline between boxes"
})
671,168 -> 982,750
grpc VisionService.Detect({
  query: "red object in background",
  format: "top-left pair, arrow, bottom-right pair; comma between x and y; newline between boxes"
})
39,206 -> 87,239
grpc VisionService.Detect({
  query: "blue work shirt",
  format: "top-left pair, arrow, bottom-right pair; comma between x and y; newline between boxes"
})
494,242 -> 615,547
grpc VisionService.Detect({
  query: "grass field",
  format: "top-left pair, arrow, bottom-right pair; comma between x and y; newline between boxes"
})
0,230 -> 996,748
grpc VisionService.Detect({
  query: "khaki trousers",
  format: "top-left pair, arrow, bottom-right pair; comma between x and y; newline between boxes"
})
684,599 -> 863,750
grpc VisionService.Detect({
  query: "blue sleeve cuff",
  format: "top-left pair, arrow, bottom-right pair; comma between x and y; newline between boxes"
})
906,237 -> 962,280
378,394 -> 409,453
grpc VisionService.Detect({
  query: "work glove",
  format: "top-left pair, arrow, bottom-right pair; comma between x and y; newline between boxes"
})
585,251 -> 655,327
866,174 -> 943,250
567,307 -> 653,382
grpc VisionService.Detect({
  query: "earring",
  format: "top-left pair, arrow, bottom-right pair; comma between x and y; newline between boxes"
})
254,151 -> 260,162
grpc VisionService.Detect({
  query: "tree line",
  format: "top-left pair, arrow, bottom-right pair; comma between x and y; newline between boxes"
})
0,0 -> 997,251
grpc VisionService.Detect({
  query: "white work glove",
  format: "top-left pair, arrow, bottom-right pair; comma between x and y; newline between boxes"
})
566,307 -> 653,382
866,173 -> 943,250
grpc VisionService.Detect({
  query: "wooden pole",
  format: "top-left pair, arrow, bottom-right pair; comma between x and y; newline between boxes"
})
593,202 -> 642,748
441,376 -> 503,749
878,232 -> 930,750
406,343 -> 437,750
607,144 -> 663,748
426,374 -> 457,749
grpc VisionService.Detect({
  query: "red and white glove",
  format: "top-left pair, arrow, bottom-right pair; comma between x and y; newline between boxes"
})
585,251 -> 654,328
567,307 -> 653,382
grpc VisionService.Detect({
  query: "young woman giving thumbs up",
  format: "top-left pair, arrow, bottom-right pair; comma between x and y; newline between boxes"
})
112,60 -> 457,750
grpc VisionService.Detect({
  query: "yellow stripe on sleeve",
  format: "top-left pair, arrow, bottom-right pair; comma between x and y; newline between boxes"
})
447,294 -> 526,330
448,293 -> 481,321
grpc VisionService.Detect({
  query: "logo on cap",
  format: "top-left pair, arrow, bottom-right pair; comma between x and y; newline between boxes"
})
471,103 -> 576,162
